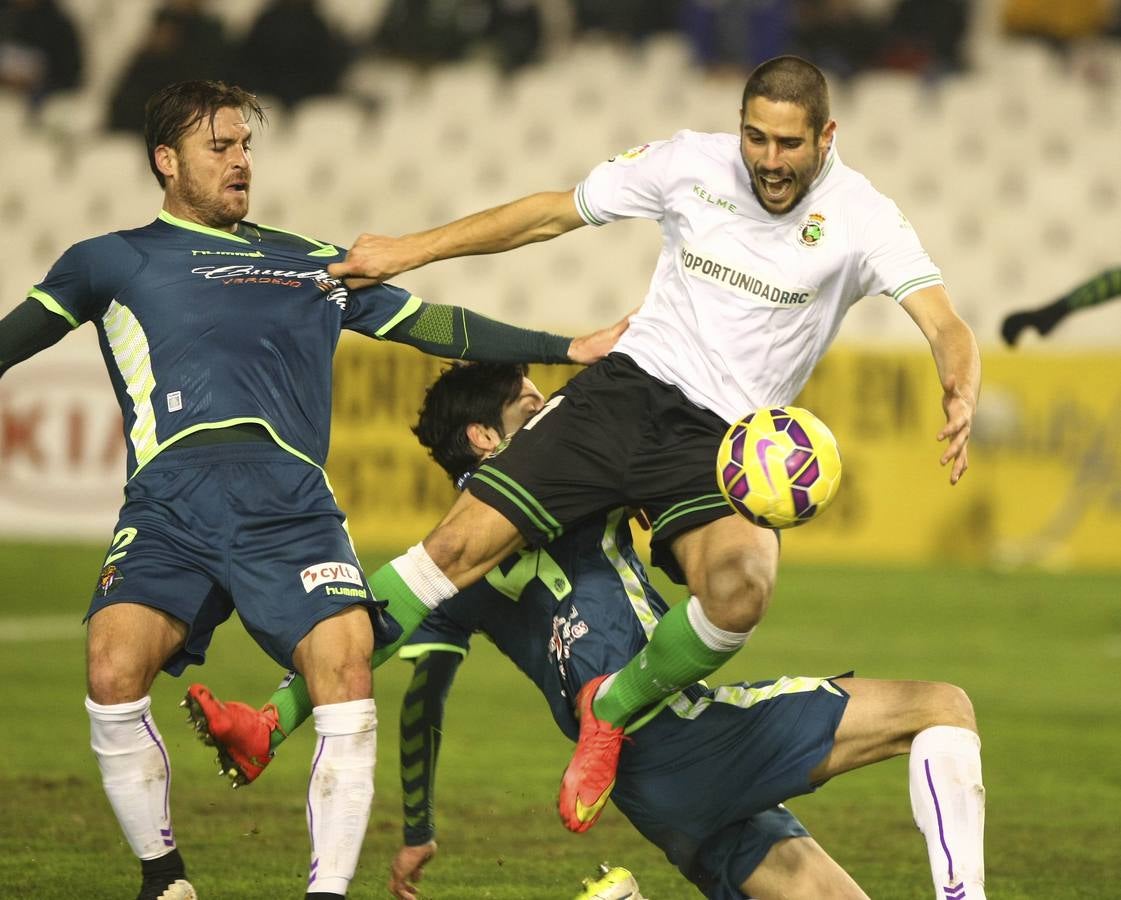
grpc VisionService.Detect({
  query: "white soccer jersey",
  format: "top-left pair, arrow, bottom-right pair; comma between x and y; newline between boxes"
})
574,130 -> 943,424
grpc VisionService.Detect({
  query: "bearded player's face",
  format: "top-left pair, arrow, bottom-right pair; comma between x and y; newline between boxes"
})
166,106 -> 253,229
739,98 -> 835,215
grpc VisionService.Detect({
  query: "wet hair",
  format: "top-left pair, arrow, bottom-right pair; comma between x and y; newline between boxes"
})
741,56 -> 830,137
144,80 -> 266,187
413,362 -> 530,483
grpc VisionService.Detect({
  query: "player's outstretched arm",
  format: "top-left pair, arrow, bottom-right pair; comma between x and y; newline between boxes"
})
901,286 -> 980,485
388,840 -> 437,900
0,299 -> 73,379
381,301 -> 630,366
395,649 -> 463,881
1001,266 -> 1121,346
328,191 -> 586,284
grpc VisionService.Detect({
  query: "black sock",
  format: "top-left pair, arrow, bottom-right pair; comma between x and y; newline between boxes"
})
140,848 -> 187,883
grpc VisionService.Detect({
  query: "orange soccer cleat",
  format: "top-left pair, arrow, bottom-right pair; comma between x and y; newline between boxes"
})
558,674 -> 626,833
182,684 -> 281,787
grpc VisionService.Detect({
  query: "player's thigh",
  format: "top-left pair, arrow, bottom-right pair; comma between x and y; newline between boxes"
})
292,605 -> 374,705
671,514 -> 779,626
86,602 -> 190,703
809,677 -> 976,782
743,836 -> 869,900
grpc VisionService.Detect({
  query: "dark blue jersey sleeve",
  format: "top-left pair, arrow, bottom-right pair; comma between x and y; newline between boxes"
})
31,234 -> 145,327
342,281 -> 421,338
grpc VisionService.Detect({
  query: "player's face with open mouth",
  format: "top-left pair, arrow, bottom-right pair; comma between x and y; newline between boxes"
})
739,98 -> 834,215
171,105 -> 253,229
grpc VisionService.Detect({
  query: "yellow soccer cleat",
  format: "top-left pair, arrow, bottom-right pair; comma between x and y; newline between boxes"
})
574,862 -> 647,900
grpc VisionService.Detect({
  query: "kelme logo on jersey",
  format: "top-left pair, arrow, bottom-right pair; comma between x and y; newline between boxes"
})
300,561 -> 364,593
680,244 -> 817,307
97,563 -> 124,596
799,212 -> 826,247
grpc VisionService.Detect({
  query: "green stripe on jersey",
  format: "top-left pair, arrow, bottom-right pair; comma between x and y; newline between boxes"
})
574,184 -> 608,226
473,465 -> 562,540
158,209 -> 253,244
651,493 -> 728,535
103,300 -> 159,468
27,288 -> 79,328
891,274 -> 943,301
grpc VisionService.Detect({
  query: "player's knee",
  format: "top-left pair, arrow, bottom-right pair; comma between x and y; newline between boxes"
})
704,560 -> 775,632
86,656 -> 149,705
931,682 -> 977,732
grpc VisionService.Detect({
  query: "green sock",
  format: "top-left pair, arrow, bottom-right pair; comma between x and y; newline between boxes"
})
592,600 -> 740,727
370,562 -> 433,669
266,672 -> 311,751
264,562 -> 434,751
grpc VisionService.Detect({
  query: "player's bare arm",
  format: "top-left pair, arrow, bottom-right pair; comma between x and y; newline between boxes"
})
327,190 -> 586,283
901,285 -> 981,485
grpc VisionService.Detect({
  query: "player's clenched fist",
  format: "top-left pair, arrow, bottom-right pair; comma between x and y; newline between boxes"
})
328,233 -> 428,285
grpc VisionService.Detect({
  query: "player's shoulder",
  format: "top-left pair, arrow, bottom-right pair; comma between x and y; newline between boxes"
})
666,128 -> 739,163
56,229 -> 144,267
828,151 -> 896,207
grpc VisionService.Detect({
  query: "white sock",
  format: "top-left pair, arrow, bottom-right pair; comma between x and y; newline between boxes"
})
306,698 -> 377,896
390,542 -> 458,610
685,595 -> 753,652
910,725 -> 987,900
86,695 -> 176,860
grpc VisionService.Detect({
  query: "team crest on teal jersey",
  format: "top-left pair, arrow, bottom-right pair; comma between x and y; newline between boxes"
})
799,212 -> 826,247
97,563 -> 124,596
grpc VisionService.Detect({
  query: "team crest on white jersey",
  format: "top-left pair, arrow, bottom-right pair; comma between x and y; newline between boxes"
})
798,213 -> 826,247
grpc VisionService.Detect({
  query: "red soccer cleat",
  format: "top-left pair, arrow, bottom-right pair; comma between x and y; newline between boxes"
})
558,674 -> 625,833
181,684 -> 281,787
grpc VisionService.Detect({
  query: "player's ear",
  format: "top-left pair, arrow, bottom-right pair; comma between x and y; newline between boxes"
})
818,119 -> 837,151
154,144 -> 178,182
465,423 -> 500,457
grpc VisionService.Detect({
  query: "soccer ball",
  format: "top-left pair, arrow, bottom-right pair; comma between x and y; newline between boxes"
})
717,406 -> 842,529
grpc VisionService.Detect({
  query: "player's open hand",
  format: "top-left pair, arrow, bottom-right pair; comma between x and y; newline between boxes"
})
327,233 -> 428,285
567,306 -> 638,365
938,373 -> 974,484
388,840 -> 438,900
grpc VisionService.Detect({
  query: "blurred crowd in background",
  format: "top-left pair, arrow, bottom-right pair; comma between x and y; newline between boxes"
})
4,0 -> 1121,134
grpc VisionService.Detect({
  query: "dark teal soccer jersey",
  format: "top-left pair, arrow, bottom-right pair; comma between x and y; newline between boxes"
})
402,507 -> 663,742
29,210 -> 419,476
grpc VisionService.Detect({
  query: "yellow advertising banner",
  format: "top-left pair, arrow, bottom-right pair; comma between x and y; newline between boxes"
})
327,337 -> 1121,571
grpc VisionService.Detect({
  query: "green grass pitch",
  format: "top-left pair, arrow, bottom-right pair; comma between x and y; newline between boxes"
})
1,541 -> 1118,898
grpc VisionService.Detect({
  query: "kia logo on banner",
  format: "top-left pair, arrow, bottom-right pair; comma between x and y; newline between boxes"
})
0,332 -> 126,539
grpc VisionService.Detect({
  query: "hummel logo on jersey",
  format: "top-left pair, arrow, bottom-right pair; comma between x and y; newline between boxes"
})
300,562 -> 363,593
190,249 -> 265,257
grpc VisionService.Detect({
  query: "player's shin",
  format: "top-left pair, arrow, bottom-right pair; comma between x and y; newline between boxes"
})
593,596 -> 750,726
306,698 -> 377,896
86,696 -> 181,861
909,726 -> 987,900
267,670 -> 312,751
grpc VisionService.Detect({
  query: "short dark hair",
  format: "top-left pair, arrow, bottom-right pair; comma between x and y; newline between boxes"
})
413,362 -> 530,483
144,80 -> 266,187
741,56 -> 830,136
